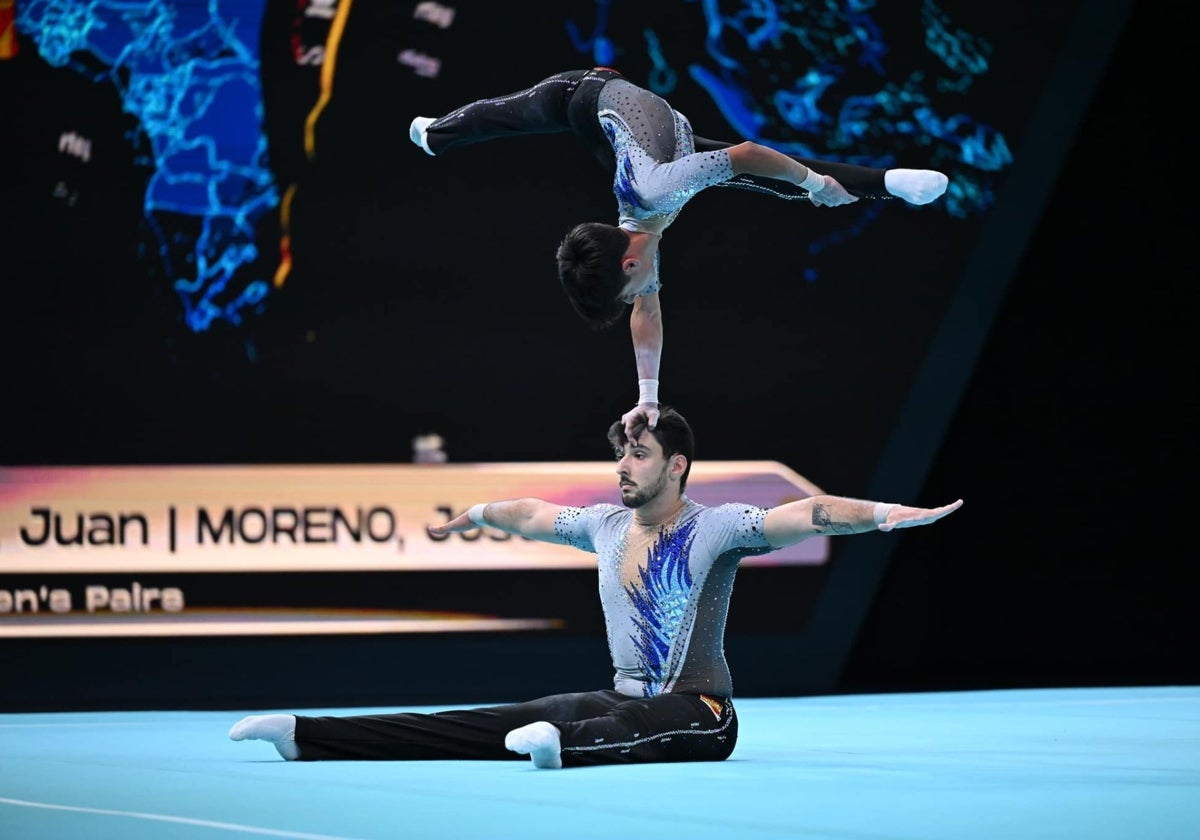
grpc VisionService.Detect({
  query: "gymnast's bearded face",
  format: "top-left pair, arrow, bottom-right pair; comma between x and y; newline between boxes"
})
615,436 -> 670,508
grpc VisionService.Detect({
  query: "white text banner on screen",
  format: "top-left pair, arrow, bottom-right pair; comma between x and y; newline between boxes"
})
0,462 -> 829,572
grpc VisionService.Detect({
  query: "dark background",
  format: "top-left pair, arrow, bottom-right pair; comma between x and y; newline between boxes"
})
842,0 -> 1196,694
1,0 -> 1195,710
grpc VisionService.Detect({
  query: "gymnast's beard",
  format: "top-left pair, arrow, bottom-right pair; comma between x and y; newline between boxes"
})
619,467 -> 669,509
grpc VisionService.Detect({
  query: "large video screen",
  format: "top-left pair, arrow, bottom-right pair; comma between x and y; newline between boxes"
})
3,0 -> 1092,647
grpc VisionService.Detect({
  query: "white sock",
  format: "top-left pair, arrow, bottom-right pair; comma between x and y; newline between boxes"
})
883,168 -> 949,205
504,721 -> 563,769
229,714 -> 300,761
409,116 -> 435,156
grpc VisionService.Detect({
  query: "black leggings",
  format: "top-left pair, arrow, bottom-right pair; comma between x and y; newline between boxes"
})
424,69 -> 891,200
424,70 -> 597,155
294,689 -> 738,767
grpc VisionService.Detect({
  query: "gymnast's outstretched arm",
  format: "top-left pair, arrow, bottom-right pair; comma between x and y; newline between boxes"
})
763,496 -> 964,547
428,499 -> 569,543
622,292 -> 663,440
693,135 -> 947,205
724,141 -> 859,207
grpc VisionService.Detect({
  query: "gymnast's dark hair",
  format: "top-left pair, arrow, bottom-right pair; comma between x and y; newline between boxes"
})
556,222 -> 630,330
607,404 -> 695,493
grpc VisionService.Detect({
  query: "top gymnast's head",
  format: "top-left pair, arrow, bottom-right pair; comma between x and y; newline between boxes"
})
556,222 -> 657,329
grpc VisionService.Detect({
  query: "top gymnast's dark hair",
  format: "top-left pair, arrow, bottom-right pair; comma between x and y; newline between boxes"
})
556,222 -> 630,330
607,404 -> 695,493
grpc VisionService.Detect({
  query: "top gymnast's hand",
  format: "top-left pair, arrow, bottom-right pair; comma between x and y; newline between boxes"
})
808,175 -> 858,207
621,403 -> 660,443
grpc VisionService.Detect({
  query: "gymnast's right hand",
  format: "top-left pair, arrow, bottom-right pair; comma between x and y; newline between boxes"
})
428,507 -> 481,537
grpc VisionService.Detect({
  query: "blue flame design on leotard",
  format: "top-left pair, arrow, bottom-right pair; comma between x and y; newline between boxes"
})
624,519 -> 697,696
603,120 -> 651,211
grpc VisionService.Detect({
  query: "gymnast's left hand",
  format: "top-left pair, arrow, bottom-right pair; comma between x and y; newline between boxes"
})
877,499 -> 964,532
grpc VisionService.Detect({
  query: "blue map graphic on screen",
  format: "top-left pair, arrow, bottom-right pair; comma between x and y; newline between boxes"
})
16,0 -> 277,333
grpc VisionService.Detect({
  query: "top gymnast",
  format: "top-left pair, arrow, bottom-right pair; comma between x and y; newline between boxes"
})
408,68 -> 949,439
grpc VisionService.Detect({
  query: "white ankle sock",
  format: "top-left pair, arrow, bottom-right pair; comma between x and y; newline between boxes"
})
229,714 -> 300,761
409,116 -> 435,156
504,721 -> 563,769
884,169 -> 949,205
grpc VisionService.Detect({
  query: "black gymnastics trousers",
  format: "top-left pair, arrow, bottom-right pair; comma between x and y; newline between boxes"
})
294,689 -> 738,767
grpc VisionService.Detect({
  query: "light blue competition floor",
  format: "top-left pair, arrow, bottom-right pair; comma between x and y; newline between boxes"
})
2,686 -> 1197,840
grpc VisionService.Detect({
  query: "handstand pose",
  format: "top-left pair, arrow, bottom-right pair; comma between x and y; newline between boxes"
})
407,68 -> 950,438
230,406 -> 962,768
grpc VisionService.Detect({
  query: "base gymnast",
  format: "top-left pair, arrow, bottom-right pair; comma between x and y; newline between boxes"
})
231,406 -> 962,769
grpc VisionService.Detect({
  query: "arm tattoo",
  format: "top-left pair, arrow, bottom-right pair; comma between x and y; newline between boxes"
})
812,503 -> 857,535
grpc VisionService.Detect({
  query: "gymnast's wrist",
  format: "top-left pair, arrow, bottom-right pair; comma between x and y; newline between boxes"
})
638,379 -> 659,405
467,503 -> 488,527
872,503 -> 896,529
799,167 -> 825,192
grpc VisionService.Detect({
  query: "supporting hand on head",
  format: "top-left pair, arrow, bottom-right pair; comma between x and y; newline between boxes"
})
622,403 -> 660,443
